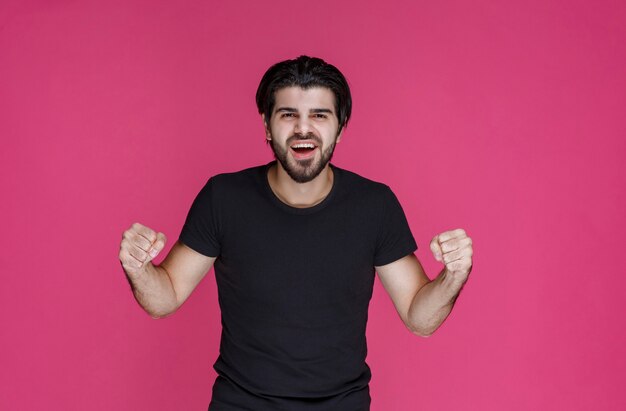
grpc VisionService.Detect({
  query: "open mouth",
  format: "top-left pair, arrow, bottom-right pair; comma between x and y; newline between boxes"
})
290,142 -> 318,159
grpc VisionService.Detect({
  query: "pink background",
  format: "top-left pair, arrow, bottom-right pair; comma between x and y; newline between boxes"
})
1,1 -> 625,410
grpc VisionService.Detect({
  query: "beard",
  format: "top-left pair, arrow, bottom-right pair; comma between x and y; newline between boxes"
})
270,133 -> 337,183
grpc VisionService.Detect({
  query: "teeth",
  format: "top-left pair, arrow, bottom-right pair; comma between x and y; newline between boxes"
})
292,143 -> 315,149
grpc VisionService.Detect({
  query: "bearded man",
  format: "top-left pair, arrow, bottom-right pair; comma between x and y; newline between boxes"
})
119,56 -> 474,410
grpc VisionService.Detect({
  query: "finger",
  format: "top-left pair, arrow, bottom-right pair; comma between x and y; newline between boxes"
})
437,228 -> 467,243
119,247 -> 145,271
147,232 -> 167,260
131,222 -> 157,243
440,236 -> 473,253
127,243 -> 149,263
442,246 -> 473,265
125,232 -> 152,252
430,235 -> 443,262
122,255 -> 143,270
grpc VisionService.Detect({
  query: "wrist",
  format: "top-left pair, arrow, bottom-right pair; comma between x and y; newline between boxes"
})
437,268 -> 466,302
124,261 -> 154,287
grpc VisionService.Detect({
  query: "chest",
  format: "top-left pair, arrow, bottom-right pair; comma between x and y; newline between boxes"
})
214,201 -> 379,309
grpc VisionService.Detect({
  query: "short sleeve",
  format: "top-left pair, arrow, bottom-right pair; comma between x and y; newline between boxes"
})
179,178 -> 221,257
373,186 -> 418,266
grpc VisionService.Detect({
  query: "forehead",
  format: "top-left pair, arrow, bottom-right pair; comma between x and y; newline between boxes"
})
273,86 -> 335,112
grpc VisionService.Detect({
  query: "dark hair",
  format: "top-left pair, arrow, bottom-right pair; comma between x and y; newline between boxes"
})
255,56 -> 352,131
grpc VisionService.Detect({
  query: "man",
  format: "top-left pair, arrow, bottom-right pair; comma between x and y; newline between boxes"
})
119,56 -> 473,410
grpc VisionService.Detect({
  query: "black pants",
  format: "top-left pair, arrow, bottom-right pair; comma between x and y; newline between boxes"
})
208,375 -> 371,411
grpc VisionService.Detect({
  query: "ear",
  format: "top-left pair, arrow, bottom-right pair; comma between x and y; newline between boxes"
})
262,114 -> 271,140
335,126 -> 344,144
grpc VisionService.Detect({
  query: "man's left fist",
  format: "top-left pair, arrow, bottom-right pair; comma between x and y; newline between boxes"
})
430,228 -> 473,283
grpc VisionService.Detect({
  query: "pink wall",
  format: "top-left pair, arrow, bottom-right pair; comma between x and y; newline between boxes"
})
1,1 -> 624,409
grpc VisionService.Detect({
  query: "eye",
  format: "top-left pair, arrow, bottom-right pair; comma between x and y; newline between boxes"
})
312,113 -> 328,119
281,112 -> 296,118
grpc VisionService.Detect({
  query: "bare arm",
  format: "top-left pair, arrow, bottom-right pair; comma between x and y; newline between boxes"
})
376,228 -> 473,337
119,223 -> 216,319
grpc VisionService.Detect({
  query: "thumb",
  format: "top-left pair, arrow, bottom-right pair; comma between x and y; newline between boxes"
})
429,235 -> 443,262
147,232 -> 167,263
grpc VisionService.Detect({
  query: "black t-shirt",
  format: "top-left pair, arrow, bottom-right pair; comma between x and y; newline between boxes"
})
180,162 -> 417,410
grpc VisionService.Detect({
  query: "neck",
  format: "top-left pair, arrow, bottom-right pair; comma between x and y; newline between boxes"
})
267,162 -> 334,208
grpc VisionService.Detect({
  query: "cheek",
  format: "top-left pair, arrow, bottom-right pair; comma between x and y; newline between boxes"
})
269,122 -> 292,137
322,127 -> 340,142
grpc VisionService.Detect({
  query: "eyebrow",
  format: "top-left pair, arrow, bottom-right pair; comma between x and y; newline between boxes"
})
275,107 -> 298,113
310,108 -> 334,114
274,107 -> 335,114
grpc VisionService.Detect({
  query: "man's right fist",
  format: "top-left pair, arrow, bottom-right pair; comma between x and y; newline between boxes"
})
119,223 -> 167,276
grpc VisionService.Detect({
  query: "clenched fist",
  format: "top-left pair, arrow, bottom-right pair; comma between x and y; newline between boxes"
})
430,228 -> 473,284
119,223 -> 167,277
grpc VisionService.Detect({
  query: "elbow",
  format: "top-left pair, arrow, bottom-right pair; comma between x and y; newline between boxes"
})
406,322 -> 436,338
143,297 -> 181,319
148,311 -> 173,320
410,328 -> 434,338
412,329 -> 434,338
146,306 -> 178,319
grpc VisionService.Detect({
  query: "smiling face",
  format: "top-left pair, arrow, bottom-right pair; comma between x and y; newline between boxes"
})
265,86 -> 342,183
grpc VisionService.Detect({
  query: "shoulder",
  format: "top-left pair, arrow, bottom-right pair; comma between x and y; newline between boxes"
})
333,164 -> 394,200
201,164 -> 267,193
189,164 -> 268,211
210,164 -> 265,185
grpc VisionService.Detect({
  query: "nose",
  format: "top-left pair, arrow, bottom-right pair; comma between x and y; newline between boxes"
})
294,116 -> 312,135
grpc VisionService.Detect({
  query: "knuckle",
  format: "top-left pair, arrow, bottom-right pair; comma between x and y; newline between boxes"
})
446,240 -> 459,252
130,247 -> 146,261
134,236 -> 148,249
145,229 -> 157,241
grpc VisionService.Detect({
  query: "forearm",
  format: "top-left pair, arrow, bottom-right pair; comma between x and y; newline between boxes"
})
125,263 -> 178,319
407,268 -> 466,337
